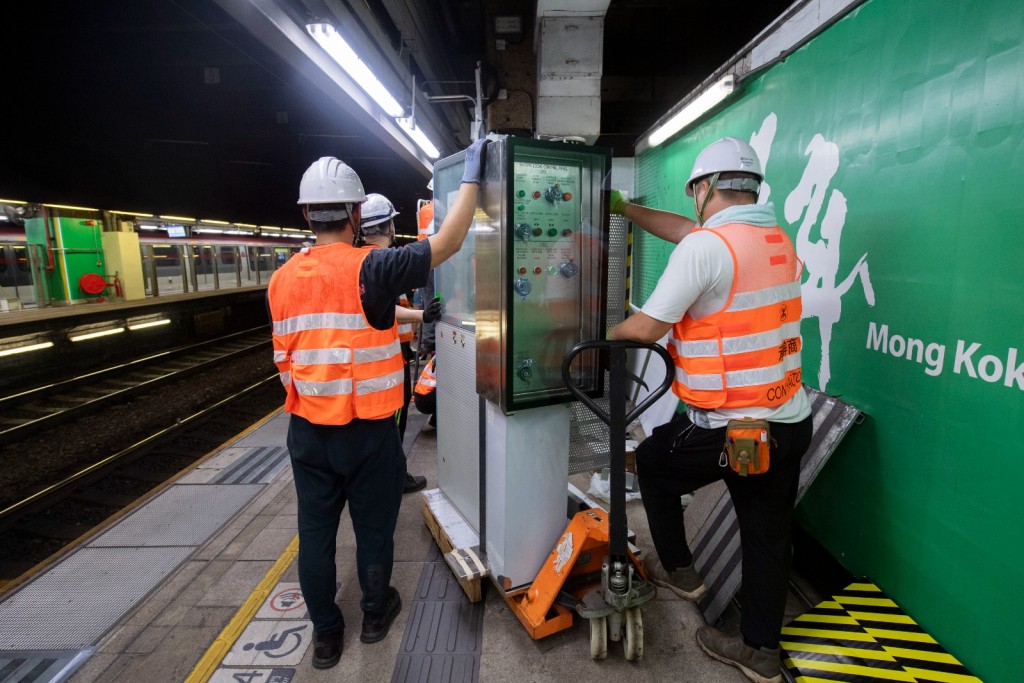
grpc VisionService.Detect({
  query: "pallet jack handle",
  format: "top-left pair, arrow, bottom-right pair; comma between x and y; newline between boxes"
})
562,341 -> 674,573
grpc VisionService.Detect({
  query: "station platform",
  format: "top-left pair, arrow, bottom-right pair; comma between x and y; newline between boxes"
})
0,405 -> 758,683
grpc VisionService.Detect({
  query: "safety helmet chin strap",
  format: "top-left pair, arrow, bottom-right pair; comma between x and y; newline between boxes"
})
694,172 -> 720,225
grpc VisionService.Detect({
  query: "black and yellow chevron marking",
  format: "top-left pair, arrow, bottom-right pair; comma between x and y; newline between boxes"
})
781,581 -> 982,682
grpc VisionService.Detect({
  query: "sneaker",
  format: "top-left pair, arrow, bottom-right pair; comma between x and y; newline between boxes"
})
403,473 -> 427,493
360,587 -> 402,643
696,625 -> 781,683
312,629 -> 343,669
643,554 -> 707,601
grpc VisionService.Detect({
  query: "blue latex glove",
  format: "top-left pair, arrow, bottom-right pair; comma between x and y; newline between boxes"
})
461,138 -> 490,185
422,296 -> 442,323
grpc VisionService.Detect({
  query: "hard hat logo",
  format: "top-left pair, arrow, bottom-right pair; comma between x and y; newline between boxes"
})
297,156 -> 367,205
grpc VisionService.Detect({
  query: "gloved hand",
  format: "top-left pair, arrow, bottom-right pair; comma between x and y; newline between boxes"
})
609,189 -> 629,215
422,296 -> 442,324
461,138 -> 490,185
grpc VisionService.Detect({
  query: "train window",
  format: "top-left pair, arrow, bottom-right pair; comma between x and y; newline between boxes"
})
0,248 -> 7,273
14,246 -> 30,272
153,244 -> 180,265
219,246 -> 236,265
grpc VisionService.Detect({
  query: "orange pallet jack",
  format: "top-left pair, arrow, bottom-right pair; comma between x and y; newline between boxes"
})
507,340 -> 673,660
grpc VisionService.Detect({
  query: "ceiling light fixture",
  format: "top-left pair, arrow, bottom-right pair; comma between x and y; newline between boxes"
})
69,327 -> 125,342
128,318 -> 171,331
306,23 -> 405,118
647,74 -> 736,148
398,117 -> 441,159
0,341 -> 54,358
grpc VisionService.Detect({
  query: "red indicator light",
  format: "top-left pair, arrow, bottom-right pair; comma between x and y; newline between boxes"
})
518,267 -> 527,275
563,229 -> 573,237
563,192 -> 572,201
84,220 -> 96,226
533,191 -> 541,199
534,267 -> 542,275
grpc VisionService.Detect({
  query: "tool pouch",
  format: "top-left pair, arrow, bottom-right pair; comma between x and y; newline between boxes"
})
725,418 -> 771,476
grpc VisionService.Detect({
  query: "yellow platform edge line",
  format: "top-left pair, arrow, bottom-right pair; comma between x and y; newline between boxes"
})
845,583 -> 882,592
781,640 -> 899,662
796,677 -> 859,683
184,534 -> 301,683
785,657 -> 917,682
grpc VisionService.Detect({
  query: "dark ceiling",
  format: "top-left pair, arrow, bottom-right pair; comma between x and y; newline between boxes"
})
4,0 -> 793,236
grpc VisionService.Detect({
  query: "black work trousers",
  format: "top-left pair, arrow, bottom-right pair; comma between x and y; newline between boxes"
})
286,413 -> 405,635
636,411 -> 813,649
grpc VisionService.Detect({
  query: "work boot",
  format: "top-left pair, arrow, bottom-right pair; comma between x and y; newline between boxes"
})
696,625 -> 782,683
643,554 -> 706,600
360,587 -> 402,643
312,629 -> 343,669
403,472 -> 427,493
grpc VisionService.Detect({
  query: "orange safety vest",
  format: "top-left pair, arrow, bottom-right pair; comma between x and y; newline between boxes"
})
669,223 -> 803,410
268,242 -> 405,425
416,199 -> 434,241
414,357 -> 436,395
397,293 -> 414,343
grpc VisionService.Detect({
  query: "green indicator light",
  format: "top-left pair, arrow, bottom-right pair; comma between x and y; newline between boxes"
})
548,228 -> 558,237
517,189 -> 526,198
548,266 -> 557,275
518,204 -> 525,211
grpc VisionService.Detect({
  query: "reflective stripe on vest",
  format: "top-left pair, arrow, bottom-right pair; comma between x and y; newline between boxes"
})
415,357 -> 436,395
397,293 -> 414,342
268,242 -> 405,425
670,223 -> 803,410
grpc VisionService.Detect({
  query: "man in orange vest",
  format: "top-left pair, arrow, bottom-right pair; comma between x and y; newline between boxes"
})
268,139 -> 487,669
608,137 -> 812,683
413,354 -> 437,429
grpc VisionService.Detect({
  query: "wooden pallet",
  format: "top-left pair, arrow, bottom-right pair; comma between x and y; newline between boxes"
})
420,488 -> 486,602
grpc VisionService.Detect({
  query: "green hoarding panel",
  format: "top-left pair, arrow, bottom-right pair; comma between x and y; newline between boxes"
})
632,1 -> 1023,680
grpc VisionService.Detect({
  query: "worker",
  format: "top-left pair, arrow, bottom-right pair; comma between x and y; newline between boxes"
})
607,136 -> 812,683
267,138 -> 488,670
413,354 -> 437,429
358,191 -> 441,492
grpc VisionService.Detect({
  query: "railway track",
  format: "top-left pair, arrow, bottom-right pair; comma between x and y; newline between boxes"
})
0,325 -> 285,590
0,326 -> 272,443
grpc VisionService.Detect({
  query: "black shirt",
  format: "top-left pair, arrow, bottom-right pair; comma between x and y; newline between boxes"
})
359,239 -> 432,330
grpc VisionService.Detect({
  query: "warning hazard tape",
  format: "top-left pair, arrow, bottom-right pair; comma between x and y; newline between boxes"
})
781,581 -> 981,682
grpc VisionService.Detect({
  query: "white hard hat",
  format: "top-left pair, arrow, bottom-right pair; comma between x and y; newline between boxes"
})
685,137 -> 764,197
297,156 -> 366,205
361,193 -> 399,229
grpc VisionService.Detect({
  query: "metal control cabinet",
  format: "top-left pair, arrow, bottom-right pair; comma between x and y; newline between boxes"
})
435,136 -> 610,414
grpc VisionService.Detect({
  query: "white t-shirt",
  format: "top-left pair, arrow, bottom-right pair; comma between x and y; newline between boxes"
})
641,211 -> 810,428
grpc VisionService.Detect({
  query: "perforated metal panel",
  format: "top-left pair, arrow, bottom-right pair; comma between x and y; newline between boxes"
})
89,484 -> 263,547
567,213 -> 626,475
0,648 -> 94,682
212,446 -> 289,485
0,548 -> 193,649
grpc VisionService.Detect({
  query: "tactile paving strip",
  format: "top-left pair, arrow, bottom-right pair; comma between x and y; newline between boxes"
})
0,648 -> 93,682
392,545 -> 484,683
212,446 -> 289,485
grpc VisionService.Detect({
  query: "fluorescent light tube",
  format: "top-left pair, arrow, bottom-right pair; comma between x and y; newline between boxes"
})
0,341 -> 54,357
648,75 -> 736,148
128,319 -> 171,331
307,23 -> 405,118
399,118 -> 440,159
70,327 -> 125,342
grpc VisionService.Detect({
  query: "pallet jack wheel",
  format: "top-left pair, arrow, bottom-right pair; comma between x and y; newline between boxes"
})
624,606 -> 643,662
590,616 -> 608,660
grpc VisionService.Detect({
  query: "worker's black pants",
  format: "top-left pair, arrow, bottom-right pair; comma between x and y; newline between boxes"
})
636,411 -> 813,649
286,413 -> 406,635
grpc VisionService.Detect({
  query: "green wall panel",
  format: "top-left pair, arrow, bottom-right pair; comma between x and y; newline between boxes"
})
632,1 -> 1023,680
